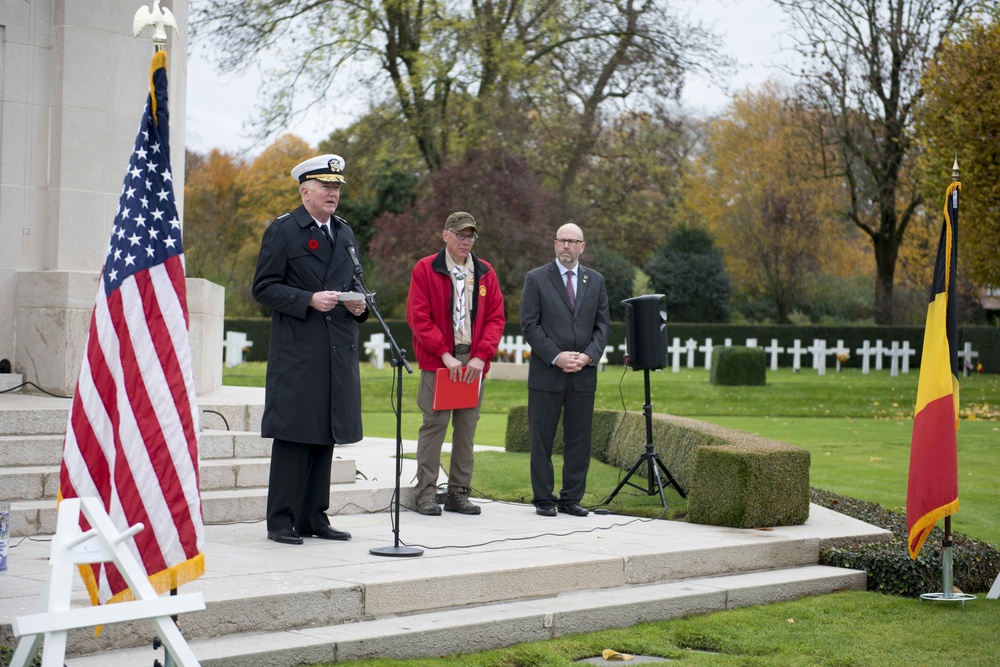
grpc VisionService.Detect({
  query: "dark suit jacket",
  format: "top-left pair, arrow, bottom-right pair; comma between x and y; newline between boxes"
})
520,260 -> 611,393
252,205 -> 368,444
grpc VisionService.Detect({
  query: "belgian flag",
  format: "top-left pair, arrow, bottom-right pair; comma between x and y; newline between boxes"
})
906,181 -> 960,559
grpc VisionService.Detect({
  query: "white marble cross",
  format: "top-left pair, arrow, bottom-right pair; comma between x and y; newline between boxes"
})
958,342 -> 979,377
685,338 -> 699,368
745,338 -> 758,348
871,339 -> 887,370
787,339 -> 808,373
668,337 -> 685,373
764,339 -> 784,371
364,333 -> 391,369
887,340 -> 904,377
222,331 -> 253,368
599,345 -> 615,371
830,339 -> 850,372
497,335 -> 532,364
900,340 -> 916,373
808,338 -> 828,375
699,338 -> 714,370
855,340 -> 876,374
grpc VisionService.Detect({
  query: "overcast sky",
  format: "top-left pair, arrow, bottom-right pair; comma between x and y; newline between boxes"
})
184,0 -> 798,155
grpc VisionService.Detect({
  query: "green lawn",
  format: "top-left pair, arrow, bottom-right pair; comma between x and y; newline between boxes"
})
224,362 -> 1000,544
326,590 -> 1000,667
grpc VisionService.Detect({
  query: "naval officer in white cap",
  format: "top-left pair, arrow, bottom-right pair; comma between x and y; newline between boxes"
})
252,154 -> 368,545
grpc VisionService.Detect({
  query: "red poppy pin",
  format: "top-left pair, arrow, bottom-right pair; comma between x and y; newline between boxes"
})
308,239 -> 319,250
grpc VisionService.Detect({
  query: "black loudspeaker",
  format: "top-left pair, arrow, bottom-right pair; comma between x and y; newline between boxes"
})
623,294 -> 667,370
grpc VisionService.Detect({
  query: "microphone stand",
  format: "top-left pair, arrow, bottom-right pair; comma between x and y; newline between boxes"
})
350,260 -> 422,558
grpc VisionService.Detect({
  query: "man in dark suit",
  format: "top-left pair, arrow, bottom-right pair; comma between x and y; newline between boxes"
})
520,223 -> 611,517
252,154 -> 369,545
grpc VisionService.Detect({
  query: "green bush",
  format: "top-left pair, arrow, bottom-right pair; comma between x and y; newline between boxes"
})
710,346 -> 766,386
503,406 -> 622,462
812,489 -> 1000,596
688,443 -> 810,527
504,405 -> 531,453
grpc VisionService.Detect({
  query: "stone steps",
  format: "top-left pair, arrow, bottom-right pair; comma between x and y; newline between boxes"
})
4,506 -> 875,657
4,462 -> 386,537
0,456 -> 358,502
61,565 -> 865,667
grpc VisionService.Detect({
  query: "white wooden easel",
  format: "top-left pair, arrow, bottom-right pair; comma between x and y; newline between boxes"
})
9,497 -> 205,667
988,572 -> 1000,600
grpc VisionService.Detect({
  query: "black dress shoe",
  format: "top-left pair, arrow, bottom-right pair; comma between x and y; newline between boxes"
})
267,528 -> 303,545
300,525 -> 352,541
558,502 -> 589,517
535,502 -> 557,517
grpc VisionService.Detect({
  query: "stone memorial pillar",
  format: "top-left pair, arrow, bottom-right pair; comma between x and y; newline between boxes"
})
0,1 -> 223,396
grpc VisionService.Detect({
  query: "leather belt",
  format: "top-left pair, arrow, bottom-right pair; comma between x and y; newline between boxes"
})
453,344 -> 471,354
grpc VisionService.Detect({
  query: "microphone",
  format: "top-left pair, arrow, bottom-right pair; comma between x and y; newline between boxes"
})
345,242 -> 364,278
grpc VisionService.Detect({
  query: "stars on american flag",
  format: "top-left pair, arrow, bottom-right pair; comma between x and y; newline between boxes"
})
103,103 -> 183,295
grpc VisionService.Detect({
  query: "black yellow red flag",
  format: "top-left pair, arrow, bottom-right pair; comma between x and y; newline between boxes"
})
906,181 -> 960,559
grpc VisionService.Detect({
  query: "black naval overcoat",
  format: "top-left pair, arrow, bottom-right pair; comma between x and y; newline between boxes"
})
252,205 -> 368,445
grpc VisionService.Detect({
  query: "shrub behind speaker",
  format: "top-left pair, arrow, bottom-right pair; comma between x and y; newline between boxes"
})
623,294 -> 667,370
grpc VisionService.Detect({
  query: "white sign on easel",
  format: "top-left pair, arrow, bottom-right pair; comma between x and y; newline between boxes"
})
9,497 -> 205,667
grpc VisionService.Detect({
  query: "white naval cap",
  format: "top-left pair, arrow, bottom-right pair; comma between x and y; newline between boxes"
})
290,154 -> 346,184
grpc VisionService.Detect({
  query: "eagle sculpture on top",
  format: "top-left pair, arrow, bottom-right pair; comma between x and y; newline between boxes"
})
133,0 -> 178,46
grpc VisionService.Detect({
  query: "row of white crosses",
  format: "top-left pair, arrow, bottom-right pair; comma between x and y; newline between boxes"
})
361,333 -> 981,377
667,337 -> 916,376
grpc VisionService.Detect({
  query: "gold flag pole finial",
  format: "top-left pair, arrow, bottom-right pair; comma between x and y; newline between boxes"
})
133,0 -> 178,51
951,154 -> 960,182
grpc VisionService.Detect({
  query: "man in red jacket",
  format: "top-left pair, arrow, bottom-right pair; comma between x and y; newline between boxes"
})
406,212 -> 506,516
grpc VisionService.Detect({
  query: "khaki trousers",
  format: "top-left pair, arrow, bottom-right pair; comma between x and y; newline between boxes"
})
414,353 -> 484,503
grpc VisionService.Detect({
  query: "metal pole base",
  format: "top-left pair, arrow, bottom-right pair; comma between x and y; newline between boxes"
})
919,592 -> 976,606
370,545 -> 423,557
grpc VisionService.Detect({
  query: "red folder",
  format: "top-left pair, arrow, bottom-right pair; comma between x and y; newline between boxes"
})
432,368 -> 482,410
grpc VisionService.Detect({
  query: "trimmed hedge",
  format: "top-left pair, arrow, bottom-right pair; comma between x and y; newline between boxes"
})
710,346 -> 766,386
504,405 -> 621,464
812,489 -> 1000,596
225,318 -> 1000,373
506,408 -> 810,528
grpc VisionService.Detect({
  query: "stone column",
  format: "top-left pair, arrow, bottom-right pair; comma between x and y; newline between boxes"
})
1,1 -> 222,396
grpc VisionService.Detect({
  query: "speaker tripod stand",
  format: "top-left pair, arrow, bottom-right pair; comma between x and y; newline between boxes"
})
601,368 -> 685,509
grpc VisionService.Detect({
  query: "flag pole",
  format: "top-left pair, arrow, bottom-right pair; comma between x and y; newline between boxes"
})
919,156 -> 974,606
133,3 -> 189,662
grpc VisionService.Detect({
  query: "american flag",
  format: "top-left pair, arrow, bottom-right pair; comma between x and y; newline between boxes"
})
59,50 -> 205,605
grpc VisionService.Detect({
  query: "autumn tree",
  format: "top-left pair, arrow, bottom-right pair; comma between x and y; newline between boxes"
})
366,150 -> 564,318
773,0 -> 987,323
683,83 -> 863,322
183,149 -> 257,316
915,10 -> 1000,289
319,105 -> 424,248
234,134 -> 314,226
575,111 -> 698,267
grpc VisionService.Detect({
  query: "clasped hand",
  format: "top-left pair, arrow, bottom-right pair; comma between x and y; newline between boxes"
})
556,351 -> 590,373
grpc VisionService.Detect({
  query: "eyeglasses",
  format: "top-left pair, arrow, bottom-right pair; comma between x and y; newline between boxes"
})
449,229 -> 479,242
555,238 -> 583,246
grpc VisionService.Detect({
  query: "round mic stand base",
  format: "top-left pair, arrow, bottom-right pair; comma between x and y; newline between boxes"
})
370,545 -> 423,557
